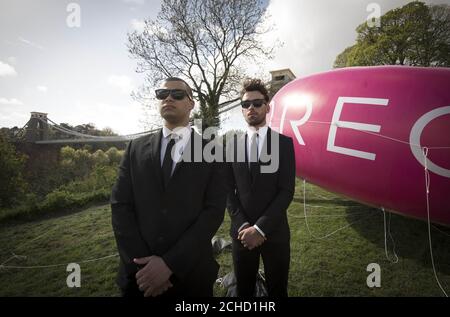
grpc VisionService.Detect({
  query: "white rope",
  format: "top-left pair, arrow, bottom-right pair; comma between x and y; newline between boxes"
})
299,121 -> 449,295
0,253 -> 119,270
0,253 -> 27,267
308,192 -> 337,201
307,120 -> 450,150
0,227 -> 61,266
14,227 -> 58,250
303,204 -> 350,209
382,208 -> 399,264
302,179 -> 374,240
304,217 -> 372,241
432,225 -> 450,237
289,211 -> 368,219
422,147 -> 448,297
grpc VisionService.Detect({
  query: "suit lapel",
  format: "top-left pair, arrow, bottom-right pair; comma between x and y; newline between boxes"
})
246,128 -> 274,185
147,128 -> 199,191
168,129 -> 200,186
248,133 -> 260,185
259,127 -> 272,167
171,130 -> 193,179
234,134 -> 252,187
148,129 -> 164,190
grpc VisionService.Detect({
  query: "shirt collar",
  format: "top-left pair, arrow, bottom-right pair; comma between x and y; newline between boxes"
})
162,125 -> 191,140
246,125 -> 268,140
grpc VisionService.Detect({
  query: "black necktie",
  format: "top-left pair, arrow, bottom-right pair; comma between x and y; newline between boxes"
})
249,133 -> 259,179
162,138 -> 176,188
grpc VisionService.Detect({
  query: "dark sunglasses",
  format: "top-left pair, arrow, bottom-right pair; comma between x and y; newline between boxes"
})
241,99 -> 266,109
155,89 -> 192,101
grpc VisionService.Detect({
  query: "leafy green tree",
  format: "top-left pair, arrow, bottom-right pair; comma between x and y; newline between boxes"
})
334,2 -> 450,68
105,147 -> 123,165
92,149 -> 109,166
60,146 -> 93,180
0,135 -> 27,207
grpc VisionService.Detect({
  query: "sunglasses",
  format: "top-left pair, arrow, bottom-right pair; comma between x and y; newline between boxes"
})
241,99 -> 266,109
155,89 -> 192,101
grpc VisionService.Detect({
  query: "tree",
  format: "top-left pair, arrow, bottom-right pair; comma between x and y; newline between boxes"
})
0,134 -> 27,207
105,147 -> 124,165
92,149 -> 109,166
334,1 -> 450,68
60,146 -> 94,180
99,127 -> 117,137
128,0 -> 274,128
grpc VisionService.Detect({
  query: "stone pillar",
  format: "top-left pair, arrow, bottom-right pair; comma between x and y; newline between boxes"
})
25,112 -> 49,142
269,69 -> 296,98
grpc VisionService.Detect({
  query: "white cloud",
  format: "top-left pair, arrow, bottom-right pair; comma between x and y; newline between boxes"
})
130,19 -> 146,33
107,75 -> 135,95
37,86 -> 48,93
0,97 -> 24,106
65,100 -> 144,135
18,37 -> 45,50
0,111 -> 28,128
0,61 -> 17,77
7,56 -> 17,65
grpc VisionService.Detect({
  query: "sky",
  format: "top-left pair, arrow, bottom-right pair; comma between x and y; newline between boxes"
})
0,0 -> 448,135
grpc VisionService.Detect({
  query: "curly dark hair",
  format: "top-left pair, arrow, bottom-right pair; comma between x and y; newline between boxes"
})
240,78 -> 270,102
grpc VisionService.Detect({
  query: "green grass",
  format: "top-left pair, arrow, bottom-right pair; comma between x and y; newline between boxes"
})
0,180 -> 449,296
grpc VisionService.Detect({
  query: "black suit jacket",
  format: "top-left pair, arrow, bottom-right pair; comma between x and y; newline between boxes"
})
227,128 -> 296,241
111,129 -> 227,290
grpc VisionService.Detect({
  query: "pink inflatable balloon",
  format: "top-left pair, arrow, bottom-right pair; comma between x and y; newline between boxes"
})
269,66 -> 450,226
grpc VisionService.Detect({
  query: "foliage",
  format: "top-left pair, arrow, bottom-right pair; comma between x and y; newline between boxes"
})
334,2 -> 450,68
0,134 -> 28,208
0,146 -> 124,222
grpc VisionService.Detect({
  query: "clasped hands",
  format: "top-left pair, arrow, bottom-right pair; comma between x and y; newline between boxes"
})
238,225 -> 266,250
133,255 -> 173,297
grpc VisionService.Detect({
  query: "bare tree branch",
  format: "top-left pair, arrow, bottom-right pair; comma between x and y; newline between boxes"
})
128,0 -> 274,128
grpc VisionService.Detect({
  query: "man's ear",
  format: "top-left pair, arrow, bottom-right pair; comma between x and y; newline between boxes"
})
189,99 -> 195,110
266,103 -> 271,114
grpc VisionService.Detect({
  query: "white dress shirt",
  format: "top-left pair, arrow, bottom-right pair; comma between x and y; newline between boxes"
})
160,125 -> 192,175
239,124 -> 269,238
246,125 -> 268,166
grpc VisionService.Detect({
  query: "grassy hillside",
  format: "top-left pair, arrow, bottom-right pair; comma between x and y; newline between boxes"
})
0,180 -> 449,296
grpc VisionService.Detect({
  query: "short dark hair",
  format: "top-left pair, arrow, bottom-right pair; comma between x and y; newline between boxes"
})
240,78 -> 270,102
164,77 -> 193,99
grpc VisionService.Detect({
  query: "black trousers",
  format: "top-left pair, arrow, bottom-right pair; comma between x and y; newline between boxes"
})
232,237 -> 290,297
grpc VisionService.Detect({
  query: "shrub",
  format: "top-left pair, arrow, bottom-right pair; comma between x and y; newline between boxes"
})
0,134 -> 28,207
0,145 -> 121,223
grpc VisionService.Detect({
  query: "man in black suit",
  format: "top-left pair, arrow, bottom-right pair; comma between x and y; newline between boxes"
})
227,79 -> 296,297
111,77 -> 227,297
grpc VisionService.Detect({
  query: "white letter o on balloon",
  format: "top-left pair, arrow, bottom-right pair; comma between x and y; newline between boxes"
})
409,106 -> 450,178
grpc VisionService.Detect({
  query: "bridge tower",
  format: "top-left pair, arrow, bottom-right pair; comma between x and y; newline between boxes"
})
25,112 -> 49,142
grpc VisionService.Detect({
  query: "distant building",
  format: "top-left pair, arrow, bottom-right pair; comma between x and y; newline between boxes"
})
269,69 -> 296,98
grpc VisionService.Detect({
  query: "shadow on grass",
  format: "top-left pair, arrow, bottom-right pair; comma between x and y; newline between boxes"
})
345,204 -> 450,275
0,200 -> 110,227
292,197 -> 362,207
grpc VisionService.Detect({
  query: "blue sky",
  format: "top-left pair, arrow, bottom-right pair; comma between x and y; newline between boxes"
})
0,0 -> 446,134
